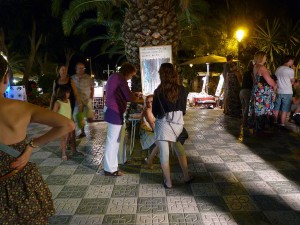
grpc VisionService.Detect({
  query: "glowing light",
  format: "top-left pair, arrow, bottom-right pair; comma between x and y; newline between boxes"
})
236,29 -> 245,42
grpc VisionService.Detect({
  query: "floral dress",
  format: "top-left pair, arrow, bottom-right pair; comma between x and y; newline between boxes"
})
0,140 -> 54,224
248,74 -> 275,132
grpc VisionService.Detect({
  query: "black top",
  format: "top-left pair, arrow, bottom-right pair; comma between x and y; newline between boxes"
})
152,85 -> 187,119
54,77 -> 76,113
241,70 -> 253,90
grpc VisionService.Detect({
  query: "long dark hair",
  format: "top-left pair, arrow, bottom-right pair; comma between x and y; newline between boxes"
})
156,63 -> 179,103
0,55 -> 9,82
56,86 -> 70,101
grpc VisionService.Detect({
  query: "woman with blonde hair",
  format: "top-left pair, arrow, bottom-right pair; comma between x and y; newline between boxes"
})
152,63 -> 193,188
248,51 -> 277,135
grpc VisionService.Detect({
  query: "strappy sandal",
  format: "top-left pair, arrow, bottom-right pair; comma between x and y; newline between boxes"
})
62,155 -> 68,161
184,176 -> 195,184
163,180 -> 172,189
104,170 -> 124,177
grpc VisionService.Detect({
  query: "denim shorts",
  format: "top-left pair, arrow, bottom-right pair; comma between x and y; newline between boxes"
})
274,94 -> 292,112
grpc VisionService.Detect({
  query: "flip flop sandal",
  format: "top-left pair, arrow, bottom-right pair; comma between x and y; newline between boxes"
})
104,170 -> 124,177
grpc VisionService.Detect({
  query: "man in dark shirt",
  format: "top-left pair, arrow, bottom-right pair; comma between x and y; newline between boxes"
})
239,60 -> 254,125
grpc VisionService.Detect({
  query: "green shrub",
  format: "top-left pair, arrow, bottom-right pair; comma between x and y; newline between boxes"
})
38,73 -> 57,93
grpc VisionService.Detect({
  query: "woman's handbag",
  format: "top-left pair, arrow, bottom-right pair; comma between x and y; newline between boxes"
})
177,127 -> 189,145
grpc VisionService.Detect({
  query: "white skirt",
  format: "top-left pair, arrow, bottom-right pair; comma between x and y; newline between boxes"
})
154,111 -> 184,142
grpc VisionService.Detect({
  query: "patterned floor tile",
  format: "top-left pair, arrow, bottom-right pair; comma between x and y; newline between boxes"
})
75,198 -> 109,215
168,213 -> 203,225
51,165 -> 78,175
111,185 -> 139,197
167,197 -> 199,213
264,211 -> 300,225
115,174 -> 140,185
90,174 -> 116,185
69,215 -> 104,225
194,196 -> 230,212
280,194 -> 300,210
136,213 -> 169,225
267,181 -> 300,194
49,215 -> 72,225
191,183 -> 220,196
138,184 -> 166,197
241,181 -> 277,195
233,171 -> 263,182
57,186 -> 88,198
256,170 -> 289,181
101,214 -> 136,225
106,198 -> 138,214
74,164 -> 98,174
231,211 -> 271,225
210,172 -> 239,183
66,174 -> 94,186
215,182 -> 248,195
48,185 -> 64,199
251,195 -> 291,211
54,199 -> 82,215
137,197 -> 167,214
28,108 -> 300,224
225,162 -> 253,172
223,195 -> 258,211
200,212 -> 238,225
46,175 -> 71,185
83,185 -> 113,199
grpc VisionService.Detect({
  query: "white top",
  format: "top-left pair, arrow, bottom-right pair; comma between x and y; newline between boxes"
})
275,66 -> 294,94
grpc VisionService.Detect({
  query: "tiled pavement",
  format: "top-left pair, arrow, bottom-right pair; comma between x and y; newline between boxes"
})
27,108 -> 300,225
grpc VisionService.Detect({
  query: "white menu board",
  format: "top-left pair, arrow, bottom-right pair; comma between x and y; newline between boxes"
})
139,45 -> 172,95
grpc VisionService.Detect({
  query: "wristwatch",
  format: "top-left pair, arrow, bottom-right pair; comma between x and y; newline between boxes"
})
28,139 -> 39,148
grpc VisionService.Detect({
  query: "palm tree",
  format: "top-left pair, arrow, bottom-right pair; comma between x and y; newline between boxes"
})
252,18 -> 300,73
52,0 -> 206,66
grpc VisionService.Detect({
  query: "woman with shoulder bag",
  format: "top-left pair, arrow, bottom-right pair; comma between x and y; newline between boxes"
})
152,63 -> 193,188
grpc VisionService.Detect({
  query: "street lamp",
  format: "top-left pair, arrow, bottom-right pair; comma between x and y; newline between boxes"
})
87,57 -> 93,77
235,29 -> 245,61
235,29 -> 245,42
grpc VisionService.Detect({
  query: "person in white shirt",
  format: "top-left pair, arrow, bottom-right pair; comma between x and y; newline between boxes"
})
274,55 -> 295,128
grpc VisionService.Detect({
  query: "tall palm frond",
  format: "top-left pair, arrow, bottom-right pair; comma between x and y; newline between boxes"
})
252,18 -> 285,72
62,0 -> 111,35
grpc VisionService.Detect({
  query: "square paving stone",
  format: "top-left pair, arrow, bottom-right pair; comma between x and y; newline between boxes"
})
45,175 -> 70,185
111,185 -> 139,197
75,198 -> 109,215
168,213 -> 203,225
57,185 -> 88,198
223,195 -> 258,211
215,182 -> 248,195
69,215 -> 104,225
49,215 -> 72,225
251,195 -> 291,211
106,198 -> 137,214
136,213 -> 169,225
194,196 -> 230,212
137,197 -> 167,214
102,214 -> 136,225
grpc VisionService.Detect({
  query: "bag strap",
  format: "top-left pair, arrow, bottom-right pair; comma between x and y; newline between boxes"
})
0,143 -> 21,158
0,142 -> 33,162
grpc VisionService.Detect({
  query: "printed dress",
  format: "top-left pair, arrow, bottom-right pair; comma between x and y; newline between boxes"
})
0,140 -> 54,225
248,74 -> 275,132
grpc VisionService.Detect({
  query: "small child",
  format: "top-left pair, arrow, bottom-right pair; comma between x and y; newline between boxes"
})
53,86 -> 75,160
